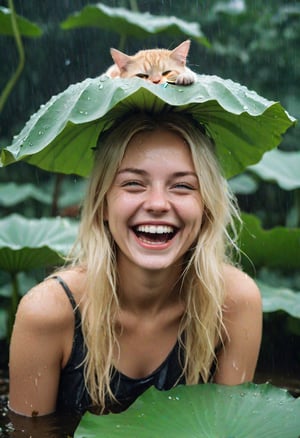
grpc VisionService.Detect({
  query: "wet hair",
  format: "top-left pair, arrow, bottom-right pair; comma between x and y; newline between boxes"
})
72,111 -> 241,410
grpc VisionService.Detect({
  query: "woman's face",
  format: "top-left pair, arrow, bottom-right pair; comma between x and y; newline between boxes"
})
105,128 -> 204,274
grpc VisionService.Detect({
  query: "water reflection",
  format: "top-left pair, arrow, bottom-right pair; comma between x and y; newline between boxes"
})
0,402 -> 81,438
0,378 -> 80,438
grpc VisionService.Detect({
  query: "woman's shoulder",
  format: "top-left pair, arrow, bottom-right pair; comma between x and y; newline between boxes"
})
222,264 -> 262,311
16,268 -> 86,331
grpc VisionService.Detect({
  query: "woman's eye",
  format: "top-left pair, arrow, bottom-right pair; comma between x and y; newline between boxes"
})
122,181 -> 144,189
173,183 -> 195,190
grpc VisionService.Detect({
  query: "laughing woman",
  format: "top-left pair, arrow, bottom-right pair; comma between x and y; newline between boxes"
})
9,111 -> 262,417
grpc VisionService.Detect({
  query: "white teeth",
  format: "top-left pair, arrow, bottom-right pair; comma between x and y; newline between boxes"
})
136,225 -> 174,234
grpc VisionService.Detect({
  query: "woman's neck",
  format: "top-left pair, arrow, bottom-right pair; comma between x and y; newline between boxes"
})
117,258 -> 183,315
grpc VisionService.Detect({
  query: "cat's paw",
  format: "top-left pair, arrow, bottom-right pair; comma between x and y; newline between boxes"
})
175,71 -> 196,85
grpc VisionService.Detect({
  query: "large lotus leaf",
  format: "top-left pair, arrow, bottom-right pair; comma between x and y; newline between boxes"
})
0,214 -> 78,273
0,179 -> 86,208
249,149 -> 300,190
239,213 -> 300,270
74,383 -> 300,438
0,182 -> 52,206
259,281 -> 300,318
229,173 -> 258,194
60,3 -> 209,46
0,6 -> 42,37
0,76 -> 295,179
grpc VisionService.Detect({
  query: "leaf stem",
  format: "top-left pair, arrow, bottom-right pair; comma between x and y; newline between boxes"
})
129,0 -> 139,12
0,0 -> 25,113
118,33 -> 127,51
51,174 -> 65,216
296,188 -> 300,227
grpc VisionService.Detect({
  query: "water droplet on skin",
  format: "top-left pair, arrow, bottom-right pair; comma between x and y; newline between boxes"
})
38,131 -> 44,136
232,361 -> 239,371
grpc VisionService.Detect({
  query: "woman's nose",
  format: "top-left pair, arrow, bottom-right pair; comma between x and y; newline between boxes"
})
143,187 -> 170,213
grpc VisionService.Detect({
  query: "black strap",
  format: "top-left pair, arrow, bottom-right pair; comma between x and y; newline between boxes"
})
51,275 -> 82,327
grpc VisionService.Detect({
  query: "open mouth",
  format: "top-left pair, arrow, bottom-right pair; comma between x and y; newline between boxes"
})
132,225 -> 178,245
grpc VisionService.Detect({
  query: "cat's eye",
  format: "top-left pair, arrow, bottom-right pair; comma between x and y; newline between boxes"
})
136,73 -> 149,79
162,70 -> 172,76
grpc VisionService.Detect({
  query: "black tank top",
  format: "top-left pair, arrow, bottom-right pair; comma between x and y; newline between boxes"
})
54,276 -> 186,414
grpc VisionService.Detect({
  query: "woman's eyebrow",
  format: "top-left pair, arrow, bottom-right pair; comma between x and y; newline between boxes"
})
117,168 -> 147,176
117,168 -> 198,178
172,171 -> 198,179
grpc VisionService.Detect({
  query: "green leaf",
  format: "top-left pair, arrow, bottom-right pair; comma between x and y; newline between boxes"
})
0,272 -> 43,298
0,182 -> 52,206
259,281 -> 300,318
239,213 -> 300,270
249,149 -> 300,190
0,76 -> 295,179
0,6 -> 42,37
214,0 -> 247,16
74,383 -> 300,438
229,172 -> 258,194
0,179 -> 86,208
0,214 -> 78,273
60,3 -> 209,46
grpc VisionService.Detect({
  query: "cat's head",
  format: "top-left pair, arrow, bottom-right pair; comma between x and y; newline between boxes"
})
110,40 -> 192,84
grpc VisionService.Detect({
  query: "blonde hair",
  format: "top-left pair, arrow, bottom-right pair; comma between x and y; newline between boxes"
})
72,111 -> 241,410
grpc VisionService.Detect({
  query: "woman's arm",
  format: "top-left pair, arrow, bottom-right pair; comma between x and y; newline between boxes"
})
9,279 -> 75,417
214,265 -> 262,385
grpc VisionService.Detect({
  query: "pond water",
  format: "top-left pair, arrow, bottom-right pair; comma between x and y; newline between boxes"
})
1,370 -> 299,438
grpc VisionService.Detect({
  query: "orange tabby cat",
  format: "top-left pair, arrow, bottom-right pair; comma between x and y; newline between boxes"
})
106,40 -> 196,85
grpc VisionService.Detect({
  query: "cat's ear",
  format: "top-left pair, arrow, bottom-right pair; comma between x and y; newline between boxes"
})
170,40 -> 191,65
110,48 -> 131,71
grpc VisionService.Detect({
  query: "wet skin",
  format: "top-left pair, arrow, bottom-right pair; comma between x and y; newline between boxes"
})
105,128 -> 204,276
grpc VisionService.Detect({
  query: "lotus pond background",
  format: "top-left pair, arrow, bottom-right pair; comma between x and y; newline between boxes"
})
0,0 -> 299,432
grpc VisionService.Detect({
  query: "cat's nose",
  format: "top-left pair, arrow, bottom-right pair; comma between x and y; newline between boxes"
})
150,75 -> 161,84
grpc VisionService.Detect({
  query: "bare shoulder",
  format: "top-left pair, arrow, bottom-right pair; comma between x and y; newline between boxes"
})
15,268 -> 86,332
222,264 -> 262,312
215,265 -> 262,384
